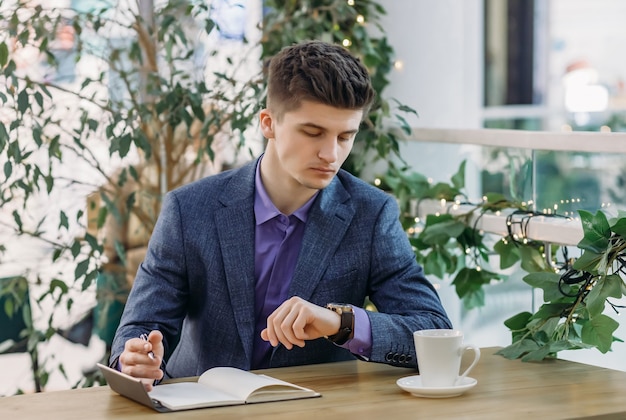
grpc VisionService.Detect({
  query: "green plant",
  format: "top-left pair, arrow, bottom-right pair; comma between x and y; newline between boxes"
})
381,158 -> 626,360
498,209 -> 626,361
380,160 -> 547,309
0,0 -> 259,391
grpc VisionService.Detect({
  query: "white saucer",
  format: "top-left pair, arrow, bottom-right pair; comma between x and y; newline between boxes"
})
396,375 -> 477,398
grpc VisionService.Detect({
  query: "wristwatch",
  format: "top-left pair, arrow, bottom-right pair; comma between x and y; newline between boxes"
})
325,303 -> 354,345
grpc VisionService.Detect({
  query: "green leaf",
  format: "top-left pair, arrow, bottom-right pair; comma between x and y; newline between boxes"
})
577,210 -> 610,253
84,233 -> 101,253
531,302 -> 571,320
71,240 -> 81,258
462,288 -> 485,309
114,240 -> 127,266
3,160 -> 12,179
585,274 -> 623,317
496,339 -> 539,359
581,315 -> 619,353
82,270 -> 98,291
119,134 -> 132,158
4,298 -> 14,318
0,123 -> 8,151
12,210 -> 22,231
97,206 -> 108,229
572,250 -> 603,273
493,238 -> 520,269
34,91 -> 43,108
518,245 -> 547,273
423,251 -> 446,279
521,344 -> 553,362
421,216 -> 465,245
49,279 -> 69,295
522,272 -> 563,302
17,89 -> 29,114
59,211 -> 69,230
0,42 -> 8,67
450,160 -> 466,190
610,216 -> 626,237
451,268 -> 494,304
503,311 -> 532,330
74,259 -> 90,280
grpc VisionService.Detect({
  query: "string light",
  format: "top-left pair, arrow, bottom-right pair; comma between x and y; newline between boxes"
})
356,14 -> 365,24
374,178 -> 381,186
347,0 -> 355,5
342,39 -> 352,47
393,60 -> 404,71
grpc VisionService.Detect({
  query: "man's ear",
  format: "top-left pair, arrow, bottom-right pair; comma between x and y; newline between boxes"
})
259,109 -> 274,139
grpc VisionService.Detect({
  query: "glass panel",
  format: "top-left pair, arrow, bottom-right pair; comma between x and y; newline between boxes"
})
533,150 -> 626,216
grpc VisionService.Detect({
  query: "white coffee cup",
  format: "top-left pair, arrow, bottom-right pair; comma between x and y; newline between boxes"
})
413,329 -> 480,388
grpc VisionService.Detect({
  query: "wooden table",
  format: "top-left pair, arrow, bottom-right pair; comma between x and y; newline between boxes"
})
2,347 -> 626,419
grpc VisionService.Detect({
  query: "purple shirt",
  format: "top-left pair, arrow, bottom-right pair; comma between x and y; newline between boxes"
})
252,158 -> 372,369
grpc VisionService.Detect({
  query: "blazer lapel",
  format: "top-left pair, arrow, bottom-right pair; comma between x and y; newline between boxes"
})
215,162 -> 257,364
289,177 -> 354,300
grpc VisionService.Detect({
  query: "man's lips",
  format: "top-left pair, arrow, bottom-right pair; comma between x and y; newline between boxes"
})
311,167 -> 335,174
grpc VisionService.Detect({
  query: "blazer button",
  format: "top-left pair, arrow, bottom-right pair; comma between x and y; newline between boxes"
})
385,352 -> 394,362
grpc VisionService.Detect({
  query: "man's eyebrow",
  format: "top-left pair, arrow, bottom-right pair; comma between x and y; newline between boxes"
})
299,123 -> 359,135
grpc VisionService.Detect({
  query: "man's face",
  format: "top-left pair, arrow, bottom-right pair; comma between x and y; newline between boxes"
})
260,100 -> 363,191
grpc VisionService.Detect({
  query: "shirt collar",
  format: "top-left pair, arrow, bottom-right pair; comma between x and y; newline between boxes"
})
254,156 -> 318,225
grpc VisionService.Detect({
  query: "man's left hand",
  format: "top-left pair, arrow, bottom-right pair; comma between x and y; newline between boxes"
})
260,296 -> 341,349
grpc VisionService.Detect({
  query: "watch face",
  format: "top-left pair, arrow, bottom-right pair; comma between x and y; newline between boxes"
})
327,303 -> 353,313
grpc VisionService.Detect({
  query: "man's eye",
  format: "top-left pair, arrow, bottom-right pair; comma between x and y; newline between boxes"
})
304,131 -> 321,137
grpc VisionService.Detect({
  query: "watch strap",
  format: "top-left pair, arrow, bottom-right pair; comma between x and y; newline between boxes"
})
325,303 -> 354,345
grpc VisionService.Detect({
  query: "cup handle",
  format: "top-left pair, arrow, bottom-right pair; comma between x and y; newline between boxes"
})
456,345 -> 481,385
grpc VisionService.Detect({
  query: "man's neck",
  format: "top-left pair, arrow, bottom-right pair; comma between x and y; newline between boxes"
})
259,156 -> 318,215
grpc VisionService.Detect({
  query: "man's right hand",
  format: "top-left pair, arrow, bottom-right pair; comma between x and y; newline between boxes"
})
119,330 -> 164,391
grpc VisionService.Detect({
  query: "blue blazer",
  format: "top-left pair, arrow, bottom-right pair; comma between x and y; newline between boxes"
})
110,158 -> 451,377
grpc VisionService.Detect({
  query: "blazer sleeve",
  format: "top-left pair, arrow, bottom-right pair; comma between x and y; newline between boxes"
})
365,195 -> 452,367
109,191 -> 190,365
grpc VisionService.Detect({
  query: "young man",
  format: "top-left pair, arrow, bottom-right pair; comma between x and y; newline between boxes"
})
110,40 -> 451,389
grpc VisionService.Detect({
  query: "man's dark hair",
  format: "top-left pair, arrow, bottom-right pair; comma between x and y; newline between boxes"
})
266,40 -> 376,121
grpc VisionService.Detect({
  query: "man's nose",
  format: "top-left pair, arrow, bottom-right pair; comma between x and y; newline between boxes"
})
318,137 -> 338,162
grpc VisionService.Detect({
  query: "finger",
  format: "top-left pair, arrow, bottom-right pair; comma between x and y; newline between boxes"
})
279,309 -> 306,348
292,310 -> 312,343
264,312 -> 279,347
146,330 -> 164,360
269,308 -> 292,349
141,379 -> 154,392
121,358 -> 163,381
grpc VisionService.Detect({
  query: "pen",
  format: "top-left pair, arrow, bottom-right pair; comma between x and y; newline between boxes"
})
140,333 -> 155,360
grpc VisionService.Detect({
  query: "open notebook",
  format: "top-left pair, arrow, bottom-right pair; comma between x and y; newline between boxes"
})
98,363 -> 320,412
